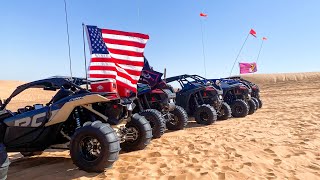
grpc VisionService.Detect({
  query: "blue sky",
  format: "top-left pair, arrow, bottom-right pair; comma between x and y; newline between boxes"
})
1,0 -> 319,81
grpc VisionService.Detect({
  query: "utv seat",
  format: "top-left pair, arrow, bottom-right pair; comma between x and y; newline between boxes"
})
50,88 -> 73,104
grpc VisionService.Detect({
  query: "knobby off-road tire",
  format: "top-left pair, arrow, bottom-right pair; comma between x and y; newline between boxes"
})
166,106 -> 188,130
121,113 -> 152,152
70,121 -> 120,173
231,99 -> 249,118
20,151 -> 43,157
139,109 -> 166,138
194,104 -> 217,125
248,99 -> 257,115
0,144 -> 10,180
257,98 -> 263,108
251,97 -> 260,111
217,102 -> 232,120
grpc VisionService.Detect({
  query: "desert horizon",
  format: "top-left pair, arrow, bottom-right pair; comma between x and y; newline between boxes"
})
1,72 -> 319,180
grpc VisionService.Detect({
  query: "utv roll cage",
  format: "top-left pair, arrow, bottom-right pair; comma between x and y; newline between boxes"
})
0,77 -> 85,111
165,74 -> 208,90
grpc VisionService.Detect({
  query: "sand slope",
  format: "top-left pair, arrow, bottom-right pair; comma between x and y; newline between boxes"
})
2,72 -> 320,180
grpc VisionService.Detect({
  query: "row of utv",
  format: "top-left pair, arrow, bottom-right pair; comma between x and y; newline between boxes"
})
0,68 -> 262,179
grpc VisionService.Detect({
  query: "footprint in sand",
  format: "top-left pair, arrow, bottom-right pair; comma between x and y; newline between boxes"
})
293,151 -> 307,156
191,157 -> 199,163
159,163 -> 167,168
274,159 -> 282,165
264,148 -> 277,156
308,164 -> 320,171
266,172 -> 277,179
216,172 -> 226,180
243,162 -> 252,166
147,152 -> 162,157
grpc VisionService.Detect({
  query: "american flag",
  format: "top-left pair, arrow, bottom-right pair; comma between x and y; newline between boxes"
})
86,25 -> 149,93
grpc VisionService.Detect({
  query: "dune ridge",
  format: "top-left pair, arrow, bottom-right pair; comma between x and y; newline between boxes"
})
2,72 -> 320,180
241,72 -> 320,85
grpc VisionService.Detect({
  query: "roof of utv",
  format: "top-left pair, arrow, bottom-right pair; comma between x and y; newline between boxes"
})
165,74 -> 205,84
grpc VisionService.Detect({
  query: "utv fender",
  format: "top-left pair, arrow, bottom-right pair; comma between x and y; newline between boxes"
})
46,94 -> 110,126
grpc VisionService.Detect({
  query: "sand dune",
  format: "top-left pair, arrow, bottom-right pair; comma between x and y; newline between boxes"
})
2,72 -> 320,180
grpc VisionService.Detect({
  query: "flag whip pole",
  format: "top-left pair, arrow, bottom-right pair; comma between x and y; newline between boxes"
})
229,33 -> 250,77
200,18 -> 207,78
82,23 -> 89,90
63,0 -> 73,78
256,39 -> 265,64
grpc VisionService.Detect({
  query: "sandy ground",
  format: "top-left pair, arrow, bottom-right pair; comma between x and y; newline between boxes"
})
1,72 -> 320,180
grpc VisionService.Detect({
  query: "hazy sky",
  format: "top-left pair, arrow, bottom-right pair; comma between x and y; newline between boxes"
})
1,0 -> 319,81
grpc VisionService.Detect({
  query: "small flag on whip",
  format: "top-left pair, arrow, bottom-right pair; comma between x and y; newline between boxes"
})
86,25 -> 149,96
263,37 -> 267,40
249,29 -> 257,37
200,12 -> 208,17
239,62 -> 257,74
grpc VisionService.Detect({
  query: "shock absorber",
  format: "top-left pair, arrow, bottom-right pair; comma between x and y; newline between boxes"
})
74,108 -> 81,128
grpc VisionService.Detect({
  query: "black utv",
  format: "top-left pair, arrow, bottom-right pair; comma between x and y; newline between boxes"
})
165,75 -> 217,125
209,78 -> 255,117
225,76 -> 262,108
190,75 -> 232,120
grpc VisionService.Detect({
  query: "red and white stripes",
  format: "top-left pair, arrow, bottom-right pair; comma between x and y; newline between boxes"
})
89,28 -> 149,92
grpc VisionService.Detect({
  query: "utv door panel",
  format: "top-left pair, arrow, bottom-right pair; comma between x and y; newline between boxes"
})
4,107 -> 49,127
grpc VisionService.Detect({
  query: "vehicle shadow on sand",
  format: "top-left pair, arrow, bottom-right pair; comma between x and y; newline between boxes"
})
8,155 -> 104,180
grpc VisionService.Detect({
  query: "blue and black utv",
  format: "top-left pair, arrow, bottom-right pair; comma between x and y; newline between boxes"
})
208,78 -> 254,117
225,76 -> 262,108
221,78 -> 258,115
0,77 -> 152,175
190,75 -> 232,120
165,74 -> 218,125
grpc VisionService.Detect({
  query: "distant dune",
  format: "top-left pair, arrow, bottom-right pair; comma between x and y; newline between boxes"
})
241,72 -> 320,85
2,72 -> 320,180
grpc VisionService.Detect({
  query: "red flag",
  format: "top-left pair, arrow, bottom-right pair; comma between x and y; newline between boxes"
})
263,37 -> 267,40
200,13 -> 207,17
86,25 -> 149,97
249,29 -> 257,37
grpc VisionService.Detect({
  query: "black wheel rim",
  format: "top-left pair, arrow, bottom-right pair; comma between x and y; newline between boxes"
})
235,105 -> 243,114
79,136 -> 101,162
200,112 -> 209,121
125,126 -> 140,143
219,107 -> 225,116
168,113 -> 179,126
